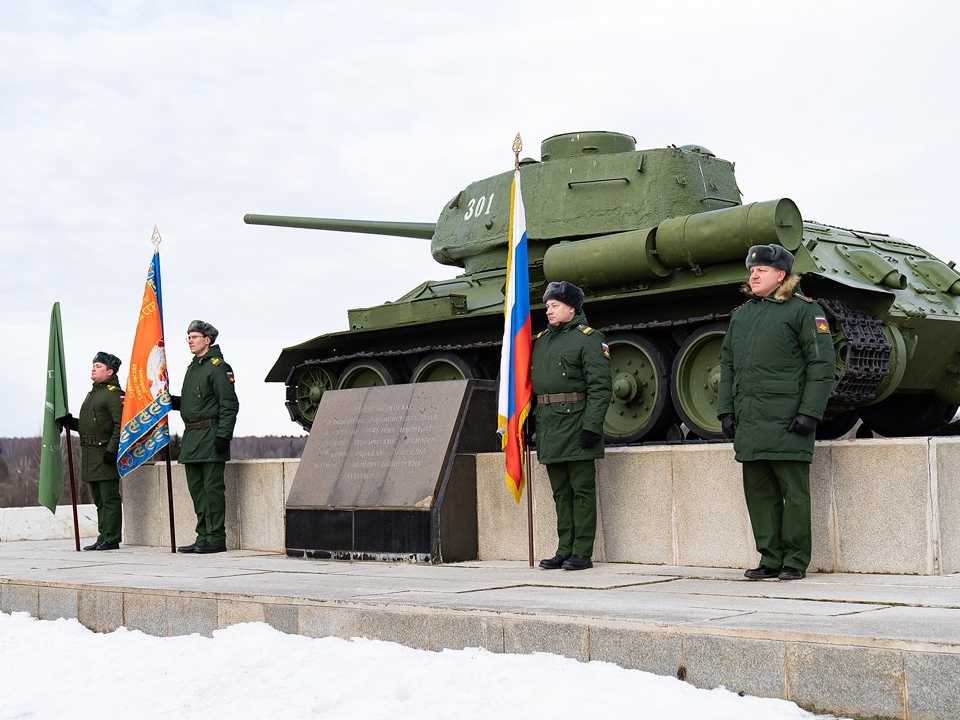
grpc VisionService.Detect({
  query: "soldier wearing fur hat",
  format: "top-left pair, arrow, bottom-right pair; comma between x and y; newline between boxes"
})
170,320 -> 239,554
532,281 -> 612,571
60,352 -> 125,550
717,244 -> 835,581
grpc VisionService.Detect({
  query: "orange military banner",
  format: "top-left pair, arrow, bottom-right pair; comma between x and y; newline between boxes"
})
118,243 -> 170,477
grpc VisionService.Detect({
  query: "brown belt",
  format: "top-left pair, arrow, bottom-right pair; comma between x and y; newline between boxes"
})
80,433 -> 111,444
184,419 -> 217,431
536,392 -> 587,405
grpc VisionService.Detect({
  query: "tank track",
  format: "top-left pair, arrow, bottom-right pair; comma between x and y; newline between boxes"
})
817,298 -> 891,411
289,306 -> 890,422
298,313 -> 735,368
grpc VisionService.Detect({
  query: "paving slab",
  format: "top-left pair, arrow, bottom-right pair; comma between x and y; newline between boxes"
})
2,539 -> 960,719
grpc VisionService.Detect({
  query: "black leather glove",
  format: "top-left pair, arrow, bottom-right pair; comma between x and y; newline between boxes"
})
170,394 -> 181,411
215,436 -> 230,454
58,413 -> 77,432
580,430 -> 601,448
787,413 -> 818,435
103,450 -> 117,466
720,413 -> 736,439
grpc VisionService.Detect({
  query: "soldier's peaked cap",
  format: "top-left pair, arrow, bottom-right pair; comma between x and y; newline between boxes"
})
745,244 -> 794,274
187,319 -> 218,343
92,351 -> 121,372
542,281 -> 585,314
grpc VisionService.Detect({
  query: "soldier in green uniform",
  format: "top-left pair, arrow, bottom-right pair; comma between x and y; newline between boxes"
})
532,281 -> 612,571
717,244 -> 835,581
61,352 -> 125,550
171,320 -> 239,554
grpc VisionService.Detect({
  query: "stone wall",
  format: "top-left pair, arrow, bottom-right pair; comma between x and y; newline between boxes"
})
118,438 -> 960,574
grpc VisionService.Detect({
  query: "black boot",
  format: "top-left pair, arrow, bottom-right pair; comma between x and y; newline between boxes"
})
195,541 -> 227,554
778,566 -> 806,580
744,564 -> 781,580
538,554 -> 568,569
561,555 -> 593,570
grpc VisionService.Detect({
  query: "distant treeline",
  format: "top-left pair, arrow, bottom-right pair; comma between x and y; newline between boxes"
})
0,435 -> 308,509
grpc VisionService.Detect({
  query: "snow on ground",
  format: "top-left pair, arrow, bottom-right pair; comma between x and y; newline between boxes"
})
0,611 -> 845,719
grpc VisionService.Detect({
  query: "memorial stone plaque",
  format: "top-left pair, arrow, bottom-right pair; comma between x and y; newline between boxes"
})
286,379 -> 496,562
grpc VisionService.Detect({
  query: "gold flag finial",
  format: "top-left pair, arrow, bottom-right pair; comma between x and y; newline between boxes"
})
513,133 -> 523,171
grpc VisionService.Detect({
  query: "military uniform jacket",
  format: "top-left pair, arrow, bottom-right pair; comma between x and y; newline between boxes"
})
178,345 -> 239,463
78,374 -> 124,482
717,276 -> 835,462
531,312 -> 612,463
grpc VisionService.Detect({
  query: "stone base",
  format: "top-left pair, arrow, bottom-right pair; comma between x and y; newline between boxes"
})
121,459 -> 299,551
120,438 -> 960,575
477,437 -> 960,574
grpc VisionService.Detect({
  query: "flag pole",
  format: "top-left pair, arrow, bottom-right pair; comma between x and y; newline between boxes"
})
524,423 -> 534,568
118,227 -> 176,550
163,443 -> 176,552
515,139 -> 536,569
151,229 -> 177,553
63,428 -> 81,551
498,133 -> 534,559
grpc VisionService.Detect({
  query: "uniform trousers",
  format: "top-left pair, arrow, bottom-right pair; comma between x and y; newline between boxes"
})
88,479 -> 122,544
184,461 -> 226,544
742,459 -> 812,572
545,459 -> 597,557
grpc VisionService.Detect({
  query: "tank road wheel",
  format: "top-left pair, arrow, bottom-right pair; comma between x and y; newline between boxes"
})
858,393 -> 959,437
411,352 -> 480,383
671,323 -> 728,440
285,364 -> 337,431
336,359 -> 401,390
603,333 -> 676,444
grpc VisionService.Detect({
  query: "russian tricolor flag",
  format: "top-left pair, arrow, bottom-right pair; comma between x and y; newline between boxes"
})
497,168 -> 532,503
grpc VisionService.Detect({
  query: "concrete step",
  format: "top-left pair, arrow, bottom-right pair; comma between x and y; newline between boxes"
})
1,540 -> 958,720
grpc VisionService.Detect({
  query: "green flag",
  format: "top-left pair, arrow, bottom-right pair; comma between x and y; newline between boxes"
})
38,302 -> 70,513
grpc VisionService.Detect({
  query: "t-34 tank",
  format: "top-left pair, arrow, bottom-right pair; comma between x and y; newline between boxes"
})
245,130 -> 960,442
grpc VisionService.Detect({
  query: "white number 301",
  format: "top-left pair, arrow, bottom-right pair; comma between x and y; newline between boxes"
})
463,193 -> 495,221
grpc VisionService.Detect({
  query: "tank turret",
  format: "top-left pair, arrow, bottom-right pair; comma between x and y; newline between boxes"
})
246,131 -> 960,443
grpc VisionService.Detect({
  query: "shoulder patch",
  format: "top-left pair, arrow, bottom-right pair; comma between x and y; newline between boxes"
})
210,358 -> 221,365
814,315 -> 831,334
226,370 -> 235,384
534,330 -> 547,340
577,324 -> 594,335
601,342 -> 610,359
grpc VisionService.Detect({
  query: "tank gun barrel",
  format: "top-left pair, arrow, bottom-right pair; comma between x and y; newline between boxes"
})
243,213 -> 436,240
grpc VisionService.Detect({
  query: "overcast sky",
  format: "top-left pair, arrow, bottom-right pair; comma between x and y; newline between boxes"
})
2,0 -> 958,438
